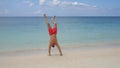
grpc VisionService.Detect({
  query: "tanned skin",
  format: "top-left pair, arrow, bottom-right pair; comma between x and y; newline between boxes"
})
43,14 -> 63,56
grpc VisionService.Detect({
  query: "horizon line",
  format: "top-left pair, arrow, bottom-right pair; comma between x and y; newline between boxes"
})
0,16 -> 120,17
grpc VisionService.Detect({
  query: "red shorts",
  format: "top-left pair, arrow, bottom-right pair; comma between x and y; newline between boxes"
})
48,27 -> 57,35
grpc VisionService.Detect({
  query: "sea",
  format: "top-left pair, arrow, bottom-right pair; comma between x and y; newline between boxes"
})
0,16 -> 120,52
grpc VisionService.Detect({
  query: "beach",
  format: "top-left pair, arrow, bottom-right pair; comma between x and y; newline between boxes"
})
0,45 -> 120,68
0,0 -> 120,67
0,17 -> 120,68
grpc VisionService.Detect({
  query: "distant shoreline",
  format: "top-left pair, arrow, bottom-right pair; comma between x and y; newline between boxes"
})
0,16 -> 120,18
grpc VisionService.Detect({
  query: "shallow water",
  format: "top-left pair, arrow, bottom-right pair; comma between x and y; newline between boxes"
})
0,16 -> 120,51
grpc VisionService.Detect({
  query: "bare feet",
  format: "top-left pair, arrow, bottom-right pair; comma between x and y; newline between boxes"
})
52,16 -> 56,24
43,13 -> 47,18
53,16 -> 56,19
52,16 -> 56,20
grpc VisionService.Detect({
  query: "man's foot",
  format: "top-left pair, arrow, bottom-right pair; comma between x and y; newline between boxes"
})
43,13 -> 47,18
52,16 -> 56,24
52,16 -> 56,21
53,16 -> 56,19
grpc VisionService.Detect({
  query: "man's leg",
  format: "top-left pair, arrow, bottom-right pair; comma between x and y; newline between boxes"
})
44,14 -> 51,28
52,16 -> 57,28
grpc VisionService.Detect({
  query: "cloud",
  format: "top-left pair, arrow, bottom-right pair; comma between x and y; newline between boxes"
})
23,0 -> 34,7
0,9 -> 9,15
0,2 -> 2,5
4,9 -> 9,14
58,1 -> 95,8
39,0 -> 96,8
29,2 -> 34,7
33,10 -> 42,14
53,0 -> 60,6
39,0 -> 45,5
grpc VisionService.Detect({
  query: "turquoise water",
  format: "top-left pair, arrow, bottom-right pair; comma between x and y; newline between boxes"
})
0,17 -> 120,51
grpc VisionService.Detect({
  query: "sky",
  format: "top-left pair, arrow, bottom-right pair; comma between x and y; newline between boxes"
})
0,0 -> 120,16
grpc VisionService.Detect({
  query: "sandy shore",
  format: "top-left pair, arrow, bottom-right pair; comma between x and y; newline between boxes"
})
0,46 -> 120,68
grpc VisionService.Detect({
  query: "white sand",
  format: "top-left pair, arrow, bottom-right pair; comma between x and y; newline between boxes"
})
0,46 -> 120,68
